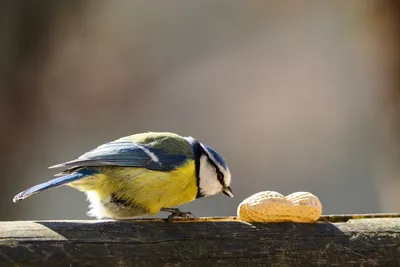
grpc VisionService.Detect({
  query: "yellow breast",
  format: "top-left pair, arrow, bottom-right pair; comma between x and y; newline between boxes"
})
69,160 -> 198,215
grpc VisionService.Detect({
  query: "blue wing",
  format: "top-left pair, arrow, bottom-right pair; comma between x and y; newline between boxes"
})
13,169 -> 96,202
49,139 -> 190,172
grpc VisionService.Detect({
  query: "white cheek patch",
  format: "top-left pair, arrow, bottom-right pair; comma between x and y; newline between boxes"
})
200,145 -> 232,187
199,155 -> 223,196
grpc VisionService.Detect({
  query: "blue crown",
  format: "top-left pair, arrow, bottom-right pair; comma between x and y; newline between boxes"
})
204,145 -> 227,168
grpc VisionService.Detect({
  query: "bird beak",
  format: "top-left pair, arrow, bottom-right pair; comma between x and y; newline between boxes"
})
222,186 -> 234,197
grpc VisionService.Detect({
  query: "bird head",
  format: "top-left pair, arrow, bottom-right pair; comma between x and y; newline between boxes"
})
197,143 -> 233,198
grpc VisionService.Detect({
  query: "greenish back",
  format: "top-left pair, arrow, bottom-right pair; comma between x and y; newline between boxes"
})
125,132 -> 193,157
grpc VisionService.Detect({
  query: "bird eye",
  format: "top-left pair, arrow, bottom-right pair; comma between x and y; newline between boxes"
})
217,171 -> 224,181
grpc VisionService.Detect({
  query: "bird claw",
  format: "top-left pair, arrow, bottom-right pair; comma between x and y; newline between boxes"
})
161,208 -> 196,222
167,211 -> 196,222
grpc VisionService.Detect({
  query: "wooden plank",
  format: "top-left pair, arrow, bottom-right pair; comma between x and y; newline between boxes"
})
0,217 -> 399,266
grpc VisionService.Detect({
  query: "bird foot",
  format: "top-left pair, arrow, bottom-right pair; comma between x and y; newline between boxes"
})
160,208 -> 196,222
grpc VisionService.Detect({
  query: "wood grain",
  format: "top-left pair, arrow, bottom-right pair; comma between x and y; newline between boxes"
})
0,217 -> 399,266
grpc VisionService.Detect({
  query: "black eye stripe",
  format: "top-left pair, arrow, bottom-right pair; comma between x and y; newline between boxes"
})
205,154 -> 225,186
217,171 -> 224,183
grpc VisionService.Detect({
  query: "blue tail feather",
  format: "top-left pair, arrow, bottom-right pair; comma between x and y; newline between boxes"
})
13,168 -> 96,203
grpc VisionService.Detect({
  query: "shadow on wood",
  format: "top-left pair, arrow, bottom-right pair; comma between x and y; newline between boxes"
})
0,217 -> 399,266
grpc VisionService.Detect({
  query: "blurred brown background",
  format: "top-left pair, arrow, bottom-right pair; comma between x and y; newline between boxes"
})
1,1 -> 399,220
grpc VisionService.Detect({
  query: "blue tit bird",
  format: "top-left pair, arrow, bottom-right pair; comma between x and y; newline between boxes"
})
13,132 -> 233,219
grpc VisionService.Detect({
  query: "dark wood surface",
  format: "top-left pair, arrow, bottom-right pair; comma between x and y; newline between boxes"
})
0,216 -> 399,267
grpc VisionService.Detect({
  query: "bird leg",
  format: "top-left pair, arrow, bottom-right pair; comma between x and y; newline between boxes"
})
160,207 -> 196,222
